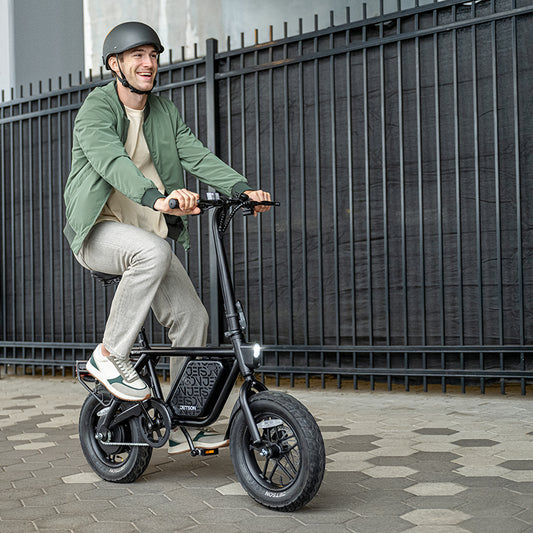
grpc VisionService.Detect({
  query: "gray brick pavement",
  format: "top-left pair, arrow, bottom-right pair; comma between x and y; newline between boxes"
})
1,375 -> 533,532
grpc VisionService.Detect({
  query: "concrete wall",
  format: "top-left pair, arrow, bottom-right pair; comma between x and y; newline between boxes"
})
82,0 -> 392,75
0,0 -> 423,99
0,0 -> 84,100
0,0 -> 14,99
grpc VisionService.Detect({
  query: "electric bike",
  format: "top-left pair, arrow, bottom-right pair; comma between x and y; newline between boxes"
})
76,193 -> 326,512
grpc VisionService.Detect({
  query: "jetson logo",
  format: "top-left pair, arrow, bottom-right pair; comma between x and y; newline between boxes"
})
179,405 -> 197,411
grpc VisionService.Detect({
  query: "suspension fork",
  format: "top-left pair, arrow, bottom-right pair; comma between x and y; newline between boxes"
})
95,397 -> 121,436
238,378 -> 269,446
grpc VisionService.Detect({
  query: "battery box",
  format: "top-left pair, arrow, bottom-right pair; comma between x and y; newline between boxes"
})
169,359 -> 231,418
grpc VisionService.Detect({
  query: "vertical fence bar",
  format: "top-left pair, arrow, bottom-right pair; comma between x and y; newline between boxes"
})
282,38 -> 295,386
297,25 -> 310,386
345,26 -> 356,390
179,62 -> 191,285
9,112 -> 16,371
313,31 -> 325,387
75,87 -> 87,352
433,15 -> 445,392
239,46 -> 250,356
415,13 -> 428,391
363,8 -> 375,390
29,107 -> 35,367
452,6 -> 466,393
227,54 -> 235,316
330,29 -> 341,387
471,8 -> 485,393
68,90 -> 76,362
224,52 -> 237,313
18,104 -> 25,369
512,5 -> 526,395
397,16 -> 409,392
58,102 -> 66,375
265,39 -> 279,379
254,46 -> 264,344
38,94 -> 45,368
205,38 -> 221,346
193,59 -> 203,309
491,12 -> 504,393
1,103 -> 5,366
379,24 -> 391,390
46,97 -> 55,372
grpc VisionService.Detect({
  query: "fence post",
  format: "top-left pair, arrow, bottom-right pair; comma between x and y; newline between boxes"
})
205,38 -> 221,346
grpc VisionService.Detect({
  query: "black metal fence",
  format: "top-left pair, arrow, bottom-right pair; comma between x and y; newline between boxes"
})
2,0 -> 533,393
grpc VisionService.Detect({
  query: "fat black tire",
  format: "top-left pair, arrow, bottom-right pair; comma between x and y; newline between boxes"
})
229,391 -> 325,512
78,387 -> 152,483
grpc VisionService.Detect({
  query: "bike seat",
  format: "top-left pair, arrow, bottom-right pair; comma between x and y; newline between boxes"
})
90,271 -> 122,286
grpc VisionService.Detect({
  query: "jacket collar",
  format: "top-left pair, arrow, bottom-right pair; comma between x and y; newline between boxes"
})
106,80 -> 151,121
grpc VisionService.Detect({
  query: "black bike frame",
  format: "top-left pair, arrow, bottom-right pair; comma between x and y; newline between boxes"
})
99,201 -> 266,443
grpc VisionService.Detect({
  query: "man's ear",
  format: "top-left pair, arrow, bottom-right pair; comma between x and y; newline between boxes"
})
107,54 -> 119,76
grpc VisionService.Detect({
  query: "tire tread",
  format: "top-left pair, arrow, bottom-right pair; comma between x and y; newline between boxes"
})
230,390 -> 325,511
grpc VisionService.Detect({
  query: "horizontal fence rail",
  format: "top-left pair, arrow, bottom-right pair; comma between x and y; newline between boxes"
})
1,0 -> 533,393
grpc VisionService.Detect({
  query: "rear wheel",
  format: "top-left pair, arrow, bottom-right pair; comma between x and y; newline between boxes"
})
78,387 -> 152,483
229,391 -> 325,511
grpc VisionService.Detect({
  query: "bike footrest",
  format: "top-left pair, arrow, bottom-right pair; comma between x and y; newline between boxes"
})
76,360 -> 95,382
201,448 -> 219,456
191,448 -> 219,457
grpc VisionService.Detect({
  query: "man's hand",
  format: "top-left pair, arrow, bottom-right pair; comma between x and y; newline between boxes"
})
244,190 -> 272,217
154,189 -> 201,216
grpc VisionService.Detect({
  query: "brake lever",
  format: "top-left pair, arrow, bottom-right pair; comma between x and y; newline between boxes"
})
242,204 -> 255,216
242,200 -> 280,216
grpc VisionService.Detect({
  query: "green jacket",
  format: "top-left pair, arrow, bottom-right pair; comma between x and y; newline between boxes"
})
63,81 -> 249,254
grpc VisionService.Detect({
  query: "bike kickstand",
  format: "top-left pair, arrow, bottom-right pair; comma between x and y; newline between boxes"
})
179,427 -> 200,456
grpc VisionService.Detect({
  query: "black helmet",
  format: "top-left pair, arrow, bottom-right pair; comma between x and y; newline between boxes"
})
102,21 -> 164,70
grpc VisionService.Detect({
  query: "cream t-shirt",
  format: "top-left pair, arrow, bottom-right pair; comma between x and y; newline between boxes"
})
96,105 -> 168,238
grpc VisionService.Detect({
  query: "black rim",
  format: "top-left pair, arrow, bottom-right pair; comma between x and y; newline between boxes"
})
243,413 -> 301,491
86,402 -> 134,468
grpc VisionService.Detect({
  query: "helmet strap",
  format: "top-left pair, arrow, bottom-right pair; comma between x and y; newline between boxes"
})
115,54 -> 156,95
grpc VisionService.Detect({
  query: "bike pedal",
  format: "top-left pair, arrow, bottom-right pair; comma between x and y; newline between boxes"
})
199,448 -> 219,456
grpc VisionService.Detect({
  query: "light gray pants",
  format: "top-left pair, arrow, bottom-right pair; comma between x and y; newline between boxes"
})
75,221 -> 209,384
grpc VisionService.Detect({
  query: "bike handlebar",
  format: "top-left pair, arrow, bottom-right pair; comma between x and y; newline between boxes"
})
168,193 -> 279,212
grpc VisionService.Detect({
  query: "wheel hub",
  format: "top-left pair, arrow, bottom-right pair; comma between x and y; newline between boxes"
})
259,443 -> 282,459
95,427 -> 124,454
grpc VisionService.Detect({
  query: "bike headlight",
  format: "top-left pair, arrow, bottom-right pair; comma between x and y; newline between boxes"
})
253,343 -> 261,359
241,343 -> 263,369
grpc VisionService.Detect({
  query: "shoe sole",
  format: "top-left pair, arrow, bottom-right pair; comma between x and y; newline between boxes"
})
86,359 -> 151,402
168,439 -> 230,455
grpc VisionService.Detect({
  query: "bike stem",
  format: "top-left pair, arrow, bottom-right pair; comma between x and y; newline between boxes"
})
211,207 -> 250,373
211,206 -> 263,445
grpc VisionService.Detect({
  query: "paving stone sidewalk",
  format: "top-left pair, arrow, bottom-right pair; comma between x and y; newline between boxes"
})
1,375 -> 533,532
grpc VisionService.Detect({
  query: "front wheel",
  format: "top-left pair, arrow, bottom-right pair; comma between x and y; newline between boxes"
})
229,391 -> 325,512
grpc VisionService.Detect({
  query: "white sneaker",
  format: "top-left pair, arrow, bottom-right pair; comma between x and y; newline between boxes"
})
86,344 -> 151,402
168,428 -> 229,455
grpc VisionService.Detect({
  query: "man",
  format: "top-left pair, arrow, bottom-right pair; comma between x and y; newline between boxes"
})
63,22 -> 271,453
